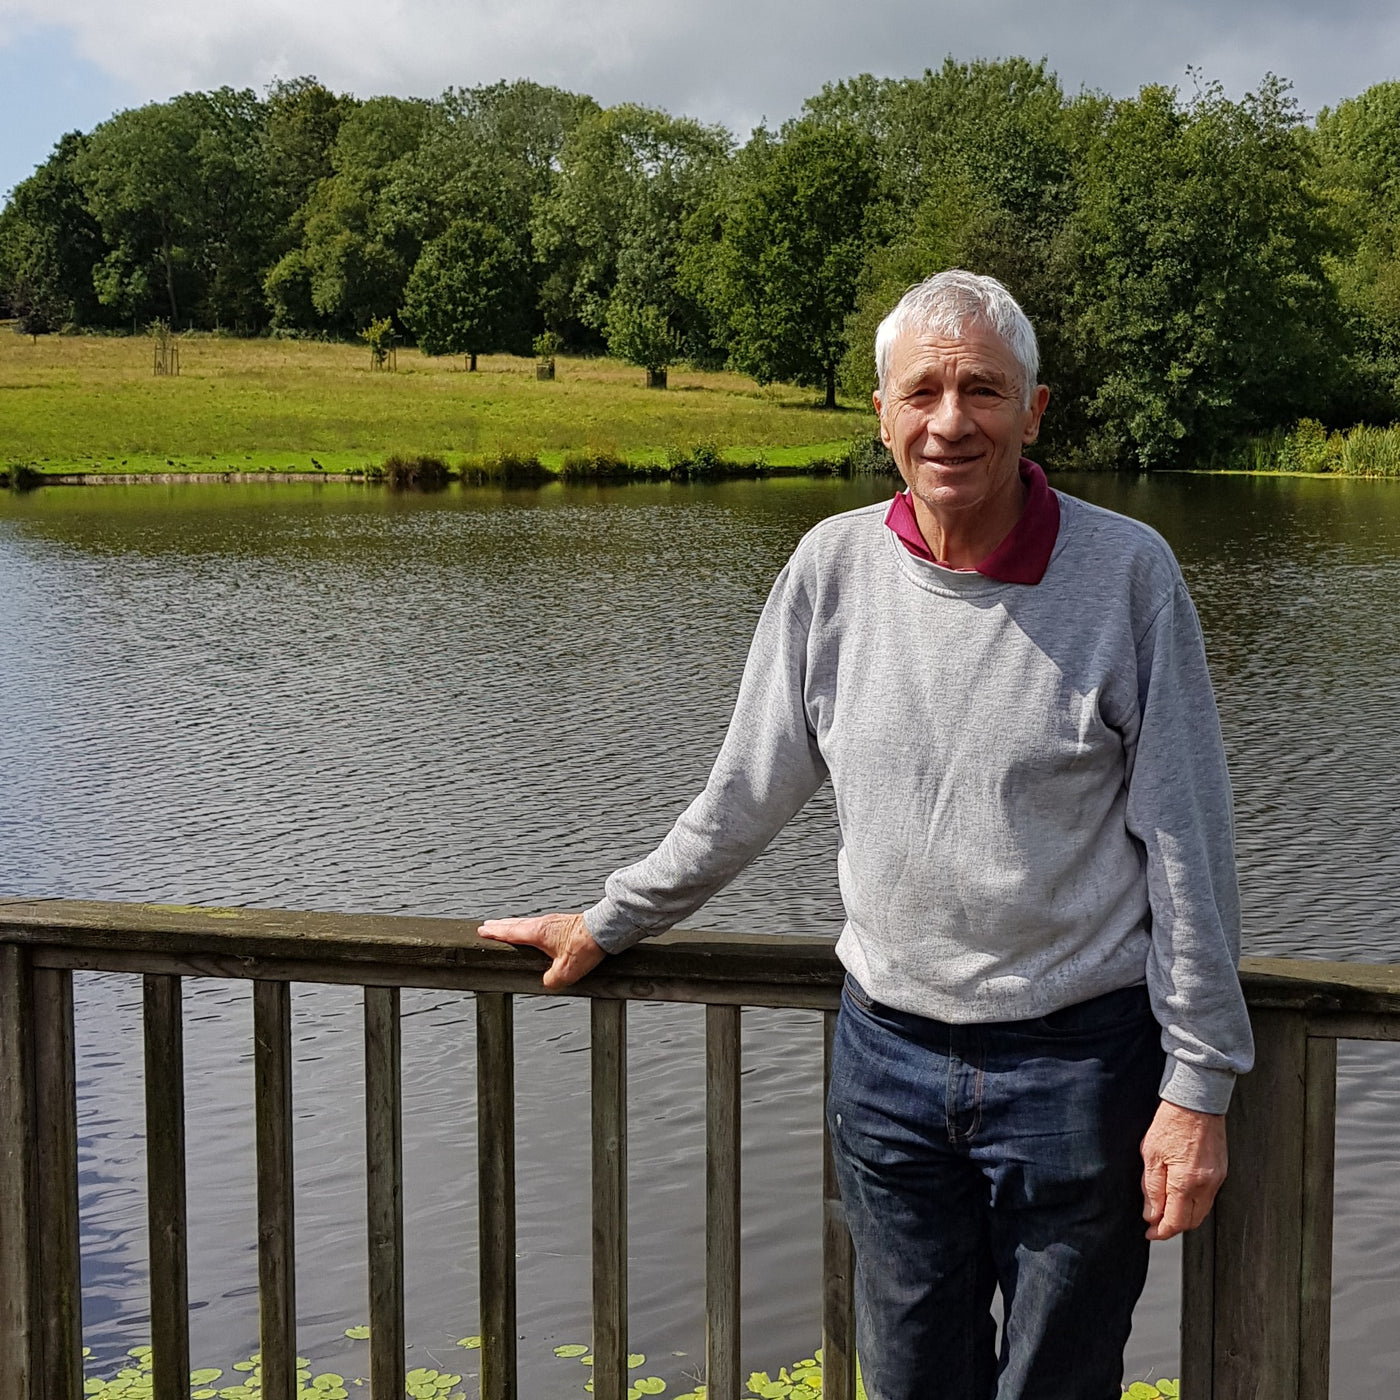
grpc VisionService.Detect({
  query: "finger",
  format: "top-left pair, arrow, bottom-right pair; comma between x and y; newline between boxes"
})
1141,1158 -> 1167,1226
478,916 -> 549,947
1147,1186 -> 1194,1241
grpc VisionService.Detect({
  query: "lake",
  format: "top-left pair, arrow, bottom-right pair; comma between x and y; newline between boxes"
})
1,470 -> 1397,1395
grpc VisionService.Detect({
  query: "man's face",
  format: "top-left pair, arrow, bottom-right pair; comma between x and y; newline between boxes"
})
873,324 -> 1050,520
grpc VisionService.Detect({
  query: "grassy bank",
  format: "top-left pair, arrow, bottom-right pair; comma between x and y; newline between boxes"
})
0,331 -> 871,478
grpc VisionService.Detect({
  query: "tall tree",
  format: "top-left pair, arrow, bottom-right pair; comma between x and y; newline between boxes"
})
533,103 -> 730,355
1067,76 -> 1339,467
0,132 -> 108,329
383,81 -> 596,350
400,217 -> 524,367
263,96 -> 429,334
1313,81 -> 1400,420
75,89 -> 271,330
691,119 -> 879,407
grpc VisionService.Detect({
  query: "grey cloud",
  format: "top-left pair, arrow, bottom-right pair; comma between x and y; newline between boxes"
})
4,0 -> 1399,135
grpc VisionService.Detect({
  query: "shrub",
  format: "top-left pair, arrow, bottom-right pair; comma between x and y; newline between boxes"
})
380,453 -> 450,489
458,451 -> 552,487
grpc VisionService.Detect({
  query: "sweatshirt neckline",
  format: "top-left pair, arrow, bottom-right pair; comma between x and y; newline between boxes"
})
885,489 -> 1075,598
883,458 -> 1060,584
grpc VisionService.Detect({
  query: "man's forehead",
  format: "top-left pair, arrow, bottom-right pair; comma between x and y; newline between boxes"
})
888,327 -> 1019,382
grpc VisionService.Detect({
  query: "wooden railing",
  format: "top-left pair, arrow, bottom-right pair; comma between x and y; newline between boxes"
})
1,899 -> 1398,1400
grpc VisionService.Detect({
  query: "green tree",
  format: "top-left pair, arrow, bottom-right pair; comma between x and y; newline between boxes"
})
264,96 -> 429,334
400,217 -> 524,367
605,300 -> 679,383
691,119 -> 878,407
1067,76 -> 1339,467
533,103 -> 730,355
76,89 -> 271,330
383,81 -> 596,351
1313,81 -> 1400,419
0,132 -> 108,329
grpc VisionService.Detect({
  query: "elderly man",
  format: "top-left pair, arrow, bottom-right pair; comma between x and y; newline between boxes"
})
482,270 -> 1254,1399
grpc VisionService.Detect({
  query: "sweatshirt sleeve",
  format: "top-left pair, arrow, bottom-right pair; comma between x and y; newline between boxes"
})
1127,580 -> 1255,1114
583,563 -> 829,952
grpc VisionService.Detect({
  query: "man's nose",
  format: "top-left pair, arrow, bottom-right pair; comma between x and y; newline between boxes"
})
927,390 -> 973,440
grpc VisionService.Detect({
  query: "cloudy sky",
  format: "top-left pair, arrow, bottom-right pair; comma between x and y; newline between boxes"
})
1,0 -> 1397,200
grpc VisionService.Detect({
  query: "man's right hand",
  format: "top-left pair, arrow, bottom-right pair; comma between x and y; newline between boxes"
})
477,911 -> 607,989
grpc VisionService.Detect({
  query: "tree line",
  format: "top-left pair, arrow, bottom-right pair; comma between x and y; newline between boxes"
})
3,61 -> 1399,468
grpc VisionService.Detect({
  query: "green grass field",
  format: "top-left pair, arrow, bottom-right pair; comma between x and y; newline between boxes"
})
0,330 -> 871,476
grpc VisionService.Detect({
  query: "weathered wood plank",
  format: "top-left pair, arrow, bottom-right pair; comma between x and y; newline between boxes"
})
1179,1209 -> 1216,1400
143,975 -> 190,1400
1299,1035 -> 1337,1400
821,1011 -> 856,1400
1305,1010 -> 1400,1042
364,986 -> 404,1400
591,1000 -> 628,1400
254,979 -> 297,1400
34,966 -> 82,1400
1209,1008 -> 1308,1399
28,946 -> 843,1013
477,992 -> 518,1400
0,943 -> 38,1400
705,1004 -> 741,1400
0,900 -> 844,994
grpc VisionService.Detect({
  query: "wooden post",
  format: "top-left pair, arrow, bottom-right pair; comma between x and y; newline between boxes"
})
705,1005 -> 742,1400
477,992 -> 518,1400
0,944 -> 39,1400
591,1000 -> 628,1400
1187,1008 -> 1310,1399
254,980 -> 297,1400
821,1011 -> 856,1400
143,975 -> 191,1400
1299,1035 -> 1337,1400
34,967 -> 82,1400
364,987 -> 405,1400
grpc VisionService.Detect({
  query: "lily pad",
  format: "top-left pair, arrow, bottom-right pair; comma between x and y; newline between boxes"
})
554,1344 -> 589,1359
344,1326 -> 371,1341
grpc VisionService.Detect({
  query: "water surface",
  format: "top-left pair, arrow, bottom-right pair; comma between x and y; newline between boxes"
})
1,472 -> 1397,1394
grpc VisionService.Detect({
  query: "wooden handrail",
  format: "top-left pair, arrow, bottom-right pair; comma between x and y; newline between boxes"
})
2,897 -> 1398,1400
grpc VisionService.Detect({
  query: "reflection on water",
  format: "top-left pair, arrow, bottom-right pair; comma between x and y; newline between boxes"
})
2,472 -> 1398,1392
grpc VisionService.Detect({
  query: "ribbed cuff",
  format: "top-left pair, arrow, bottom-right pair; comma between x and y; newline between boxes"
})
1159,1058 -> 1236,1115
582,897 -> 651,955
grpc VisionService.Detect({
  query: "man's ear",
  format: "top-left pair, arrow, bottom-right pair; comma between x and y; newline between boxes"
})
1022,384 -> 1051,446
873,391 -> 893,449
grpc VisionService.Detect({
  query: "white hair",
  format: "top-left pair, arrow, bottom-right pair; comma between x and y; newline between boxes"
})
874,270 -> 1040,407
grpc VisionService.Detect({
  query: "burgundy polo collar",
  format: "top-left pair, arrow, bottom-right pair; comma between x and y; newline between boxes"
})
883,458 -> 1060,585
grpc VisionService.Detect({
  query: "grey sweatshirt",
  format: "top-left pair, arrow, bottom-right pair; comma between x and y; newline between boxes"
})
584,492 -> 1254,1114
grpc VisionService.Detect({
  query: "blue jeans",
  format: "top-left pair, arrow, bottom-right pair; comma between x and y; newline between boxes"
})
826,977 -> 1164,1400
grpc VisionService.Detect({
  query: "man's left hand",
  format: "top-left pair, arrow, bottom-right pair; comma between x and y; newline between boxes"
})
1140,1100 -> 1228,1241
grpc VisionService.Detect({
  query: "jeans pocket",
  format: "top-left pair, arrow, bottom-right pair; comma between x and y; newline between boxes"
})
842,972 -> 877,1012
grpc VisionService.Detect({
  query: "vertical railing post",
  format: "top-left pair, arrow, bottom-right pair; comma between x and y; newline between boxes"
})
143,974 -> 191,1400
1184,1008 -> 1311,1399
1299,1034 -> 1338,1400
0,943 -> 40,1400
591,1000 -> 628,1400
364,986 -> 405,1400
34,967 -> 83,1400
821,1011 -> 856,1400
254,979 -> 297,1400
477,992 -> 518,1400
705,1005 -> 742,1400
